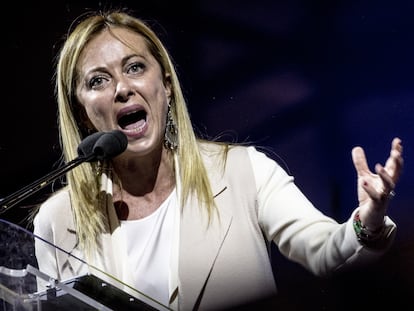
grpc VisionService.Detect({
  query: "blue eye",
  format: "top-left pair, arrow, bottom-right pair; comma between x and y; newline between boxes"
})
89,76 -> 104,88
88,74 -> 111,89
128,62 -> 145,74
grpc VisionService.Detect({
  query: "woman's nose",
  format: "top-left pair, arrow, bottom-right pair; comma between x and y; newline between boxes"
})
115,78 -> 134,102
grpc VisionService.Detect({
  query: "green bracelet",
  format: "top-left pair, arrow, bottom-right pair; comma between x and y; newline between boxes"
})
353,212 -> 385,243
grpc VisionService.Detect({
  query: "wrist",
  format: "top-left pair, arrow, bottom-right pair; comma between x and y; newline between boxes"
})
353,211 -> 386,246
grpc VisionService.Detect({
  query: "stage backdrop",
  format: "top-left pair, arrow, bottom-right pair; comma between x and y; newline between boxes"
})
1,1 -> 413,309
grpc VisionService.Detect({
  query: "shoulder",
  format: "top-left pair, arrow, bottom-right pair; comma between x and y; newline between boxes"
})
33,187 -> 72,232
198,141 -> 263,175
197,140 -> 286,170
198,140 -> 252,159
197,140 -> 281,166
38,187 -> 71,215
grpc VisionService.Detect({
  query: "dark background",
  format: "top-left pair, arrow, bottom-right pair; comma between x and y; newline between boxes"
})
1,1 -> 413,309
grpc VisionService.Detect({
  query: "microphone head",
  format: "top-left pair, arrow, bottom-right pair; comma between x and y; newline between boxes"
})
93,130 -> 128,160
77,131 -> 106,158
77,130 -> 128,162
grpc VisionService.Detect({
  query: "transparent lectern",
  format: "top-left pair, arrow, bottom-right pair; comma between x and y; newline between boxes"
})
0,219 -> 169,311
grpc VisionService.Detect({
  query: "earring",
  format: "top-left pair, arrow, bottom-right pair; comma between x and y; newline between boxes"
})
94,161 -> 103,177
164,104 -> 178,150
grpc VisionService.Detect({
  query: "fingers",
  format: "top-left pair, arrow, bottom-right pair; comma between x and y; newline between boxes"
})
353,137 -> 403,203
360,163 -> 396,202
384,137 -> 404,181
373,137 -> 403,201
351,146 -> 369,176
375,163 -> 395,200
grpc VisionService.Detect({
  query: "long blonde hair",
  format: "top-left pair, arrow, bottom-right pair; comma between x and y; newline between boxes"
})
55,9 -> 221,253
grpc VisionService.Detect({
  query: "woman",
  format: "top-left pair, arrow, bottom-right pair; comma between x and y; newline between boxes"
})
33,9 -> 404,310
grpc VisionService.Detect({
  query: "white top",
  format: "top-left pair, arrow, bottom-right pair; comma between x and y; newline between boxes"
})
120,188 -> 177,307
118,147 -> 266,305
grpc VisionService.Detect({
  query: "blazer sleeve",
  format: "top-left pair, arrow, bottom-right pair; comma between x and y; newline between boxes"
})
247,146 -> 396,276
33,189 -> 83,290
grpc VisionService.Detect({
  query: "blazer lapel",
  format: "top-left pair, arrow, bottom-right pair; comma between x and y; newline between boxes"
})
178,148 -> 232,310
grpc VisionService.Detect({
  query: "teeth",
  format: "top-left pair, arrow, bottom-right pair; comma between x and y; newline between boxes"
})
129,122 -> 146,133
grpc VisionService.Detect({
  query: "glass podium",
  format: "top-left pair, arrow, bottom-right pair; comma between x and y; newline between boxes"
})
0,219 -> 168,311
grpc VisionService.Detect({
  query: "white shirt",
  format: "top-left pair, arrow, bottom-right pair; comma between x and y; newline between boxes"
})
117,148 -> 270,306
120,188 -> 176,307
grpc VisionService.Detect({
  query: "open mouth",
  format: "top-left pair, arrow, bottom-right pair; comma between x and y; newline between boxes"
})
118,110 -> 147,132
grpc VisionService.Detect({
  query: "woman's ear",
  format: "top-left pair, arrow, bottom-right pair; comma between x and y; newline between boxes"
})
164,74 -> 172,101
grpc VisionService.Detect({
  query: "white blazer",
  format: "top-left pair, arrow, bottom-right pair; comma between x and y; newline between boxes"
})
33,143 -> 396,310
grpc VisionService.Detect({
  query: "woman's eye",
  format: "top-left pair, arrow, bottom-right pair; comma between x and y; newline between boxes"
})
128,62 -> 144,74
89,76 -> 105,88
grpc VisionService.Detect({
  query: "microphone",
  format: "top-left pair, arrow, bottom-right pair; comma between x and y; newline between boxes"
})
0,130 -> 128,214
77,131 -> 106,159
78,130 -> 128,161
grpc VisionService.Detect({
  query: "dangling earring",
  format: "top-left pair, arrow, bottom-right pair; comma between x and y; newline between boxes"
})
164,103 -> 178,150
93,161 -> 103,177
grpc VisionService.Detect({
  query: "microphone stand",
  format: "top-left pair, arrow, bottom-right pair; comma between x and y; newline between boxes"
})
0,153 -> 96,216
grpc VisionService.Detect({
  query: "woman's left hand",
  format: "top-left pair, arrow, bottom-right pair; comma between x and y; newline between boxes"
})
351,137 -> 404,230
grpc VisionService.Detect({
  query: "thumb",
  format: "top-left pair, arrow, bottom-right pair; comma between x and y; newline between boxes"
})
352,146 -> 370,176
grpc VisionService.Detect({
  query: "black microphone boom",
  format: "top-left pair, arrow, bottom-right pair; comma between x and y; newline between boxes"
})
0,130 -> 127,215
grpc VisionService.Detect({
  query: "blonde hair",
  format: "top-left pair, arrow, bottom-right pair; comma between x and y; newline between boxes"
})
55,10 -> 222,253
